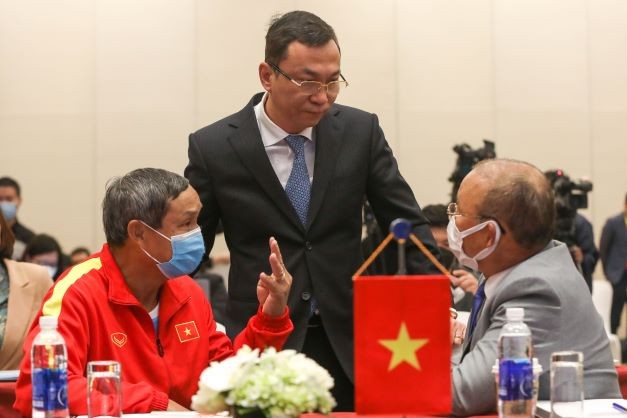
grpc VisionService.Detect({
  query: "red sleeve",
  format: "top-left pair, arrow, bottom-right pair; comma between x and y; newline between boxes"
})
233,307 -> 293,351
205,306 -> 293,364
13,287 -> 168,416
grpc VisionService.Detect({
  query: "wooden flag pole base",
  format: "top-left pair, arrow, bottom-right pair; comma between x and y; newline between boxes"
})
352,227 -> 451,278
352,232 -> 394,279
352,220 -> 459,319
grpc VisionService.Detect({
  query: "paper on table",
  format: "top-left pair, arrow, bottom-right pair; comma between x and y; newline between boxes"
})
536,399 -> 626,418
75,412 -> 229,418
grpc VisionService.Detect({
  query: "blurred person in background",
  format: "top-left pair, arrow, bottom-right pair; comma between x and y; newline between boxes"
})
544,170 -> 598,292
0,211 -> 52,370
69,246 -> 91,266
600,193 -> 627,334
22,234 -> 69,281
0,177 -> 36,260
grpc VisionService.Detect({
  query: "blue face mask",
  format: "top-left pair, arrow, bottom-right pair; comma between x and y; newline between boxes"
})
140,222 -> 205,279
0,201 -> 17,221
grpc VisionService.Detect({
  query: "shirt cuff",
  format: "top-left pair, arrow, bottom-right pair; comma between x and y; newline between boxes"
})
150,389 -> 170,411
255,306 -> 291,332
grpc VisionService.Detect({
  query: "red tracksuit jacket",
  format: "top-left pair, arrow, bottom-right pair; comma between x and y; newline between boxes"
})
14,244 -> 293,416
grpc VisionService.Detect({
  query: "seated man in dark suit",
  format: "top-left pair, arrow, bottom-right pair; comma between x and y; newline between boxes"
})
450,159 -> 619,416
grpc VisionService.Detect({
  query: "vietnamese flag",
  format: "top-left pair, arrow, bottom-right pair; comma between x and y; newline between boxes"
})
354,275 -> 451,415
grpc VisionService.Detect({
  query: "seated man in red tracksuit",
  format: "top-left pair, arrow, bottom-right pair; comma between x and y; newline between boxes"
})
14,168 -> 294,416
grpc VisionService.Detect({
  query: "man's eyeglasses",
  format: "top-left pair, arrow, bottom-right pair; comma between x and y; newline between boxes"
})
447,202 -> 506,233
446,203 -> 482,220
267,62 -> 348,97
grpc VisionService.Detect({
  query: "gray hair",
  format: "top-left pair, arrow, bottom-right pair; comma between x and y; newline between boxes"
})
102,168 -> 189,246
474,159 -> 555,250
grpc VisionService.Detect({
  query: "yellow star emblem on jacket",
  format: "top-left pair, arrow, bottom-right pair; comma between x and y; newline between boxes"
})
378,322 -> 429,371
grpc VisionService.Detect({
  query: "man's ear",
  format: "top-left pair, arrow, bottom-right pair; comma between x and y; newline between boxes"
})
259,62 -> 274,92
127,220 -> 145,244
485,222 -> 498,246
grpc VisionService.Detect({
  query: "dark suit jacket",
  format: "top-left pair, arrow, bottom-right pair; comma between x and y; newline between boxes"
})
574,213 -> 599,291
185,93 -> 439,380
600,212 -> 627,284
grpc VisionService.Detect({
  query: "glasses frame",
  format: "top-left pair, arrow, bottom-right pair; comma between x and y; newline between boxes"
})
267,62 -> 348,96
446,203 -> 482,220
447,202 -> 506,234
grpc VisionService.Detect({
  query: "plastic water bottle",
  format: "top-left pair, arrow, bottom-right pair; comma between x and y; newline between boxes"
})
31,316 -> 69,418
497,307 -> 534,418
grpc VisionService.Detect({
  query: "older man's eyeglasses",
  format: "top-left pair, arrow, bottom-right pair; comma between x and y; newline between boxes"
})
446,203 -> 483,220
267,62 -> 348,97
447,202 -> 506,234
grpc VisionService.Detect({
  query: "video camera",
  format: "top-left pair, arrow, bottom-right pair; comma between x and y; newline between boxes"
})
449,139 -> 496,201
545,169 -> 593,247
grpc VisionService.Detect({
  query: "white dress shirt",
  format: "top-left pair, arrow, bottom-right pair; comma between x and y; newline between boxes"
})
254,93 -> 315,188
484,265 -> 515,302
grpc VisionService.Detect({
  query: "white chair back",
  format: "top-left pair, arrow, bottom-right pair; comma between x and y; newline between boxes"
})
591,280 -> 622,364
592,280 -> 613,334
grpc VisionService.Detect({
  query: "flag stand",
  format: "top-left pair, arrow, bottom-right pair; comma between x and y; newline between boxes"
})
352,219 -> 452,415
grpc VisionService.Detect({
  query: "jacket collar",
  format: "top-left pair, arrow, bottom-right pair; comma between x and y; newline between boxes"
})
227,93 -> 345,231
100,244 -> 190,320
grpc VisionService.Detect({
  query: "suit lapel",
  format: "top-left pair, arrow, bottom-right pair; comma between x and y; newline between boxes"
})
308,108 -> 344,227
227,98 -> 304,230
461,302 -> 488,359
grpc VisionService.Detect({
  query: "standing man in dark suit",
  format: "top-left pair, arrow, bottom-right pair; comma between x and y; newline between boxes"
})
600,193 -> 627,334
185,10 -> 439,410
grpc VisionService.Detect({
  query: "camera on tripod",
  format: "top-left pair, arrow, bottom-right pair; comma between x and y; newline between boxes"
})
449,139 -> 496,201
545,169 -> 593,247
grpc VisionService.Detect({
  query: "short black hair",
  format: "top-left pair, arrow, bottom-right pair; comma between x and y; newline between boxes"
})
70,246 -> 90,257
422,204 -> 448,228
265,11 -> 339,65
23,234 -> 62,259
0,177 -> 20,197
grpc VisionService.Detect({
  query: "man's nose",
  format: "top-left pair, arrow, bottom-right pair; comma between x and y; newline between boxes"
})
310,88 -> 330,104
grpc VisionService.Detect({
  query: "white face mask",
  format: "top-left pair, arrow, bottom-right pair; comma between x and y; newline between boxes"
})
44,265 -> 58,279
446,217 -> 502,271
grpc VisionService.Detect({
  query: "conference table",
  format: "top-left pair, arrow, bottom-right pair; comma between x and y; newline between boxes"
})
2,367 -> 627,418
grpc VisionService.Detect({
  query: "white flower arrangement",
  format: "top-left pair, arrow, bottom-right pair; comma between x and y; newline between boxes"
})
192,346 -> 336,418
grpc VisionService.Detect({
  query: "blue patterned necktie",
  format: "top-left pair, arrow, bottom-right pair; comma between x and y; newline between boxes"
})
284,135 -> 311,226
466,279 -> 486,343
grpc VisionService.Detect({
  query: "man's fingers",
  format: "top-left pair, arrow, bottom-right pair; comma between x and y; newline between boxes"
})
268,253 -> 286,281
259,272 -> 286,293
269,236 -> 285,266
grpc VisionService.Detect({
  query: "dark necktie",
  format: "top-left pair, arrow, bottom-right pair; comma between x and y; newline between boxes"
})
466,279 -> 486,343
284,135 -> 311,226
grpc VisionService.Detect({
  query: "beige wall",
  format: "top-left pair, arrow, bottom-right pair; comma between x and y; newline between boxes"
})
1,0 -> 625,278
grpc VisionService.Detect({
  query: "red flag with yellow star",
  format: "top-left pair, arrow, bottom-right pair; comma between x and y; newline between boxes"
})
354,275 -> 451,414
